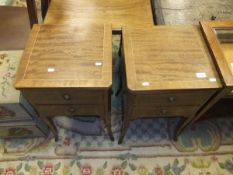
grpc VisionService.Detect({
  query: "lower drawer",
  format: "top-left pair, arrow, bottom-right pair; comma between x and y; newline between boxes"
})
0,120 -> 49,138
36,104 -> 105,117
131,106 -> 198,118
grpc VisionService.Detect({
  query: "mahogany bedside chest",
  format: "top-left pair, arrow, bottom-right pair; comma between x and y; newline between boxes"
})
14,24 -> 114,141
118,25 -> 222,143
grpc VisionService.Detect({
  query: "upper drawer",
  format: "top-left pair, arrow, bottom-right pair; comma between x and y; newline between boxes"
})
135,90 -> 215,106
22,89 -> 104,105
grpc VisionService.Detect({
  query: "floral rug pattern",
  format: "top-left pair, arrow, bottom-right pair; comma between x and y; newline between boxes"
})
0,154 -> 233,175
0,36 -> 233,175
0,1 -> 233,174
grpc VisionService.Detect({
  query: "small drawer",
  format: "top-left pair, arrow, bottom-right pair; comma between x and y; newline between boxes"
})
135,91 -> 215,107
131,106 -> 198,118
22,89 -> 104,105
36,104 -> 105,117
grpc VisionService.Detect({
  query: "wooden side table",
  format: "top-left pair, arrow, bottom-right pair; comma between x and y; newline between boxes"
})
14,24 -> 114,141
119,25 -> 222,143
192,20 -> 233,120
43,0 -> 154,30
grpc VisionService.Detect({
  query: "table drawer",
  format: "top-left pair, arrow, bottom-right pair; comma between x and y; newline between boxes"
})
135,91 -> 215,106
23,89 -> 104,105
36,104 -> 105,117
131,106 -> 198,118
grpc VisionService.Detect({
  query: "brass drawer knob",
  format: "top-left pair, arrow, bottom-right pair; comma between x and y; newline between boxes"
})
161,109 -> 167,115
63,94 -> 71,101
168,96 -> 176,102
67,107 -> 76,113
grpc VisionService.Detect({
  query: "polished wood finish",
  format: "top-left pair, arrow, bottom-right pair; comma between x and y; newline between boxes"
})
14,24 -> 112,88
14,24 -> 113,141
190,20 -> 233,121
118,26 -> 222,143
44,0 -> 154,29
22,89 -> 104,105
0,6 -> 30,50
26,0 -> 38,28
41,0 -> 50,20
200,20 -> 233,87
123,26 -> 221,91
135,91 -> 215,106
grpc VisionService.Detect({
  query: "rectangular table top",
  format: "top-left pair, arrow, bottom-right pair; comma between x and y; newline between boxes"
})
122,25 -> 222,91
14,24 -> 112,89
44,0 -> 154,29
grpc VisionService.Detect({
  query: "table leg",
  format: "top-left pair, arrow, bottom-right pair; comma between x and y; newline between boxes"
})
115,54 -> 123,96
174,89 -> 231,140
118,33 -> 122,56
26,0 -> 38,28
41,0 -> 50,20
42,117 -> 58,141
118,114 -> 130,144
104,90 -> 114,141
105,114 -> 114,141
172,117 -> 187,141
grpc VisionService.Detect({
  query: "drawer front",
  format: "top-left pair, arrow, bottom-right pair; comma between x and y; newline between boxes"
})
131,106 -> 198,118
23,89 -> 104,105
135,91 -> 215,106
36,105 -> 105,117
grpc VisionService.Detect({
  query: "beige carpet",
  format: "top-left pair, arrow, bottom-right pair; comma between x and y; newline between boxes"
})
0,1 -> 232,175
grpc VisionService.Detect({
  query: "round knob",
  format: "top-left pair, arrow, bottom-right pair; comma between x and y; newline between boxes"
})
67,107 -> 75,113
161,109 -> 167,115
63,94 -> 71,101
168,96 -> 176,102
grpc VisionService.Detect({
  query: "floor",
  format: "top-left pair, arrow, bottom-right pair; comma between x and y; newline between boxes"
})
0,1 -> 233,175
154,0 -> 233,24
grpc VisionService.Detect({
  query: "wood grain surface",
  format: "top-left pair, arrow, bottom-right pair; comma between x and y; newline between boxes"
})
14,24 -> 112,88
134,90 -> 216,106
200,20 -> 233,87
44,0 -> 154,29
14,24 -> 114,141
118,25 -> 223,143
122,25 -> 222,91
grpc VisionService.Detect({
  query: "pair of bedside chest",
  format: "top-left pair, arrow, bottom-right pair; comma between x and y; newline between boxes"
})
14,21 -> 233,143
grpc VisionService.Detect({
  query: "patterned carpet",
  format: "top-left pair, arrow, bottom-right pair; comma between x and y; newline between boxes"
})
0,0 -> 233,175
